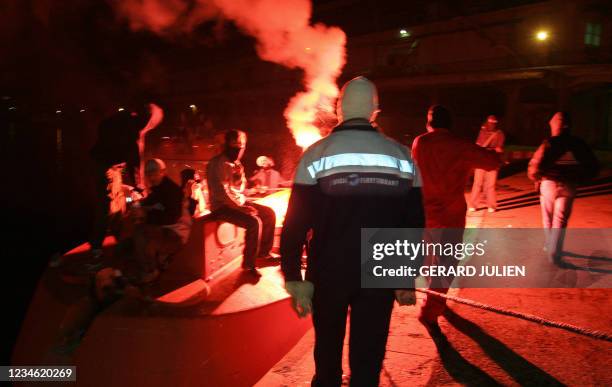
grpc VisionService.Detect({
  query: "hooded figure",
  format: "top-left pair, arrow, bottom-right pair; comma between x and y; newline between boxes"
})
280,76 -> 424,386
89,103 -> 163,260
206,129 -> 277,275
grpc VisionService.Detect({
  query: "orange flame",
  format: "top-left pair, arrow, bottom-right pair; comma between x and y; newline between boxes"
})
285,90 -> 335,149
284,33 -> 346,149
254,188 -> 291,227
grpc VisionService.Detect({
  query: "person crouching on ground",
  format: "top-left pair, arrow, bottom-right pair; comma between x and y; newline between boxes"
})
89,103 -> 163,261
131,159 -> 186,283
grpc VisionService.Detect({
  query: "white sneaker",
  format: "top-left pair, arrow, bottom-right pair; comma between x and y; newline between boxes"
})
487,208 -> 496,213
468,208 -> 476,212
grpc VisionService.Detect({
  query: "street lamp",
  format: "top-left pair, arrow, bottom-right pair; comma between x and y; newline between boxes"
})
535,30 -> 549,42
399,28 -> 411,38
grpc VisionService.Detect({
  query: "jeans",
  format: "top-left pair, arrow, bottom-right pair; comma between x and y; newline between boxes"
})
540,179 -> 576,262
311,285 -> 395,387
212,202 -> 276,268
470,169 -> 498,209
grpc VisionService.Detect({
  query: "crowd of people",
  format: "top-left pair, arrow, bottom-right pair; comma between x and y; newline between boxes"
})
86,107 -> 286,283
279,77 -> 599,387
78,76 -> 599,386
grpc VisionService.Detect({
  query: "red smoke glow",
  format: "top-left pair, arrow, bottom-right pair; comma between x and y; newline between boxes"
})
113,0 -> 346,149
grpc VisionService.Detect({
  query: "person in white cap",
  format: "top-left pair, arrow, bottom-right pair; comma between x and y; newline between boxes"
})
469,114 -> 505,212
249,156 -> 284,191
280,76 -> 425,386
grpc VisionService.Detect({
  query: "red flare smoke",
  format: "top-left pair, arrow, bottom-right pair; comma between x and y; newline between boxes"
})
113,0 -> 346,149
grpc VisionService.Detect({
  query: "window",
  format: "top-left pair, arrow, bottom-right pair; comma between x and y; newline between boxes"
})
585,22 -> 602,47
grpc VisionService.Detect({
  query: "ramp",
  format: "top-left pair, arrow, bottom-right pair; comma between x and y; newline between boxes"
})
12,209 -> 311,386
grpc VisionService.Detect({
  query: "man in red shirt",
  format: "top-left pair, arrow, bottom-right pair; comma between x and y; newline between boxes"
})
412,105 -> 501,324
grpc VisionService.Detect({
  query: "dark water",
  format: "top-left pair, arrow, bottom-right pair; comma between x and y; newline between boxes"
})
3,110 -> 96,363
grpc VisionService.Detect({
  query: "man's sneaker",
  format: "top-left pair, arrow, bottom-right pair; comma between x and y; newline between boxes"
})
487,208 -> 496,213
242,267 -> 262,278
257,252 -> 280,260
468,207 -> 476,212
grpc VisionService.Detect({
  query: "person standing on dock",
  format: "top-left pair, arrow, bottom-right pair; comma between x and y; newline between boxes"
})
469,115 -> 505,212
412,105 -> 501,326
528,111 -> 599,265
280,77 -> 425,387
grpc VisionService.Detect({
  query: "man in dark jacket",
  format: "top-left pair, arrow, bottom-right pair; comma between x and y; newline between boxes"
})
89,104 -> 163,260
528,112 -> 599,265
132,159 -> 184,283
281,77 -> 425,387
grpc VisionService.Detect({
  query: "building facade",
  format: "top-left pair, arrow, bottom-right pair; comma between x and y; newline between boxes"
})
162,0 -> 612,175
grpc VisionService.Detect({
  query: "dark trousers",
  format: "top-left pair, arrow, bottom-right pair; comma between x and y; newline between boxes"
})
133,224 -> 182,274
90,162 -> 111,251
212,202 -> 276,268
420,228 -> 465,320
311,285 -> 395,387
